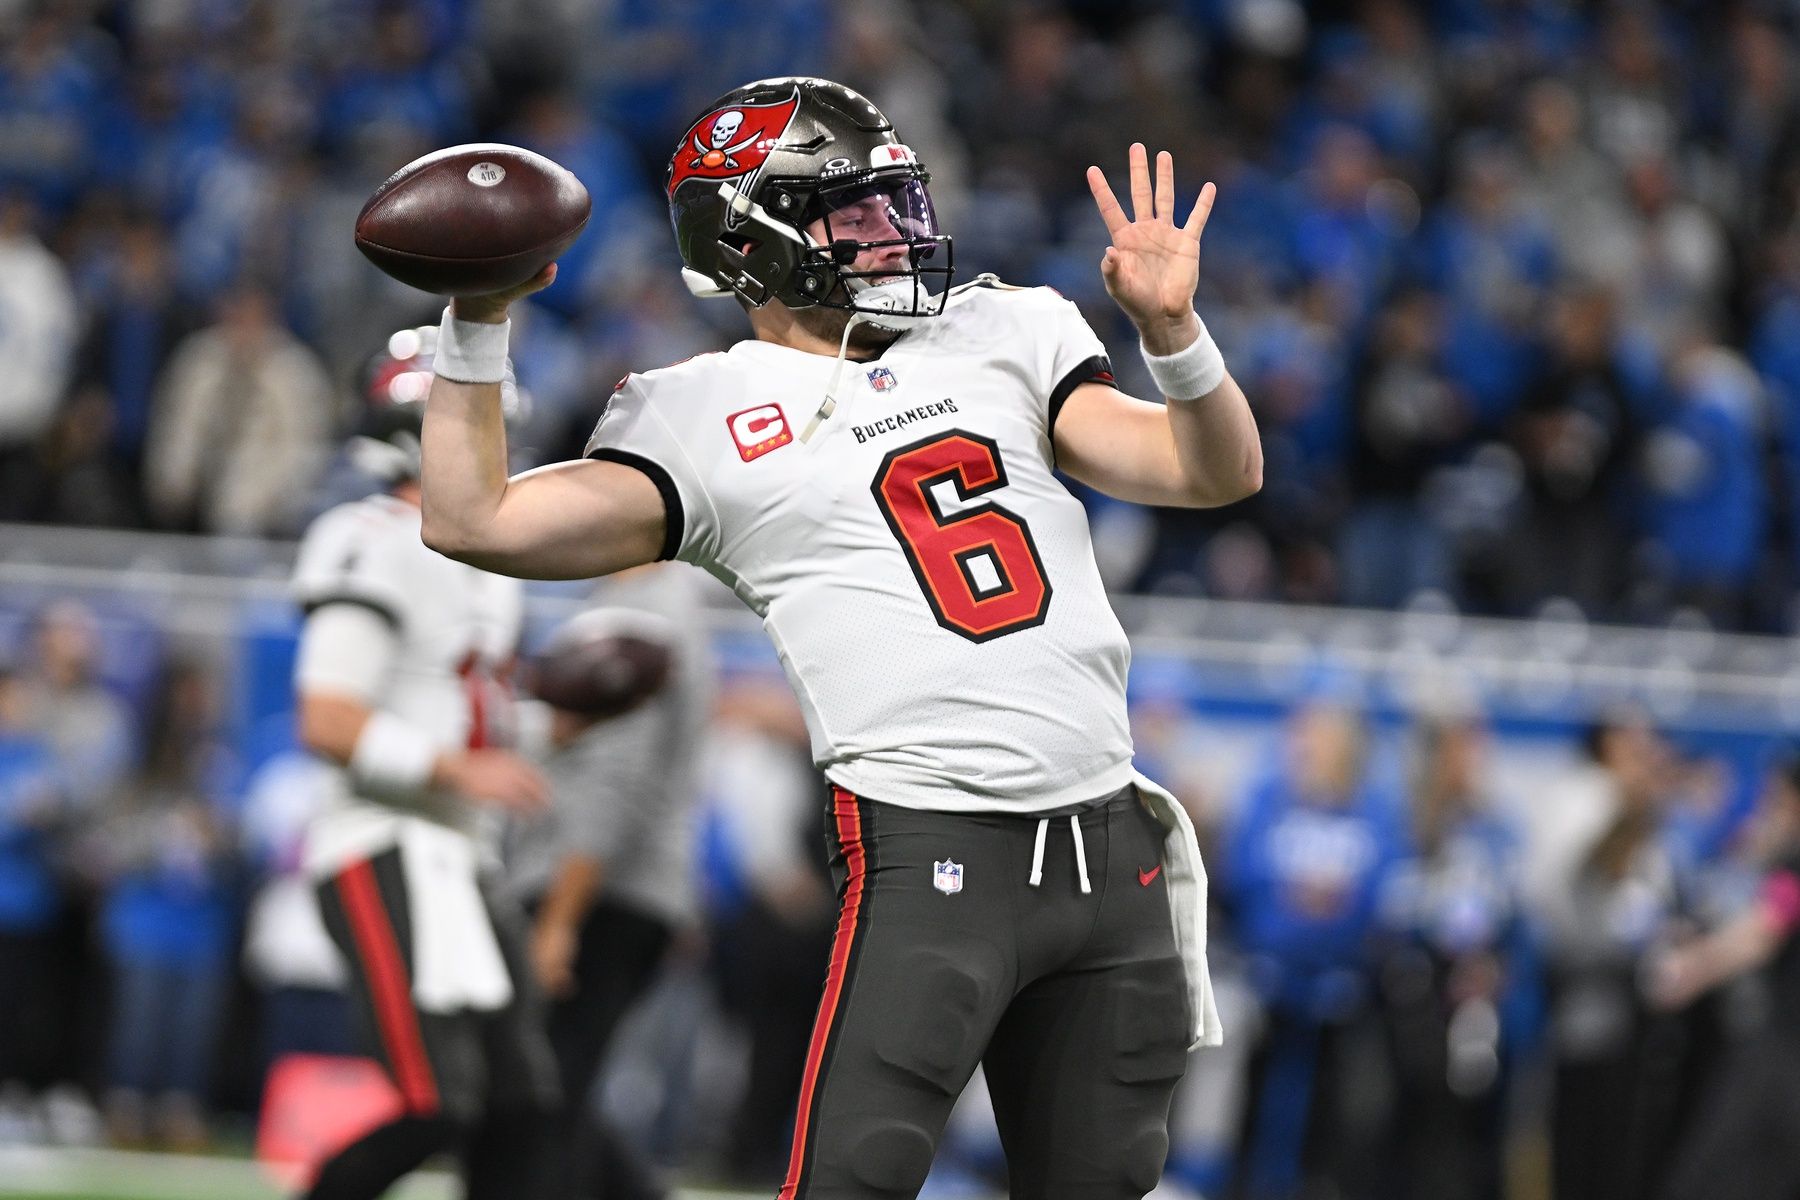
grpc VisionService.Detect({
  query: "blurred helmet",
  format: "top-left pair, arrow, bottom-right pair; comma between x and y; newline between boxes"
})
352,325 -> 529,483
666,77 -> 953,328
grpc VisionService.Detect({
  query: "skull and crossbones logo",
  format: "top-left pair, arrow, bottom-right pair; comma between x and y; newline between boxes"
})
689,109 -> 761,172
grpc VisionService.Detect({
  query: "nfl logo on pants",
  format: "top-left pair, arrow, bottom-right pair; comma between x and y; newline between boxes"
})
933,859 -> 963,895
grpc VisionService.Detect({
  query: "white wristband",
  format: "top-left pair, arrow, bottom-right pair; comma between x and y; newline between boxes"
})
349,711 -> 439,800
433,307 -> 511,384
1141,315 -> 1226,401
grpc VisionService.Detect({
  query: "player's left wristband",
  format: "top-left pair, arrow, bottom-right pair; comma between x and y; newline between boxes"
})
434,307 -> 511,384
349,711 -> 439,800
1141,314 -> 1226,401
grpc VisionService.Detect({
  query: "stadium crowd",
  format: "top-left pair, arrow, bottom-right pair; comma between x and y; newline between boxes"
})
2,0 -> 1800,629
5,1 -> 1800,1198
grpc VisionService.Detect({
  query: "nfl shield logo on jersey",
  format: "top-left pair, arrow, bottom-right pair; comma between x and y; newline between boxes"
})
867,366 -> 898,392
933,859 -> 963,895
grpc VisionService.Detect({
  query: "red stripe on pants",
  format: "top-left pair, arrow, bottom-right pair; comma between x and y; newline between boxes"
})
336,859 -> 440,1115
779,787 -> 867,1199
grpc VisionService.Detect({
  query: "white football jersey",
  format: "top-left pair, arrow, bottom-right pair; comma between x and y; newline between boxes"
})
586,280 -> 1135,813
291,492 -> 524,869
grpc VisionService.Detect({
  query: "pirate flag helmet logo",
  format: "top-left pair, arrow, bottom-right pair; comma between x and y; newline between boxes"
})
667,93 -> 802,198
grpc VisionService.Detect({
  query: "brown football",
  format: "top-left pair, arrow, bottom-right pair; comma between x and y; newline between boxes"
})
354,144 -> 591,296
528,634 -> 673,719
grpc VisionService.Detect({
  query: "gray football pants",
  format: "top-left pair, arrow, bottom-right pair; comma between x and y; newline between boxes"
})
778,784 -> 1192,1200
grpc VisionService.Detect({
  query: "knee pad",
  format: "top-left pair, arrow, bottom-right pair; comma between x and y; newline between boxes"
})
873,942 -> 1000,1095
1119,1120 -> 1171,1195
1110,956 -> 1190,1087
846,1116 -> 938,1198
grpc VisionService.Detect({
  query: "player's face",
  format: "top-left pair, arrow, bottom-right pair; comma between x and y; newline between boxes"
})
807,196 -> 907,277
806,178 -> 941,280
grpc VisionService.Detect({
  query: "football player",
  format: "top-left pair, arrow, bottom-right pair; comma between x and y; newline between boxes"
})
419,77 -> 1258,1199
290,327 -> 560,1200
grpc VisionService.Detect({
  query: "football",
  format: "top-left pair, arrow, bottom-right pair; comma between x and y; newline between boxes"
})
354,143 -> 591,296
528,632 -> 673,720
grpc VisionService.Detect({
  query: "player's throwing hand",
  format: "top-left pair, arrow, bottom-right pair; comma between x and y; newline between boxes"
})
1086,144 -> 1216,355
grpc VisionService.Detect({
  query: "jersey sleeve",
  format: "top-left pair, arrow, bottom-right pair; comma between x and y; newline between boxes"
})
291,505 -> 414,629
1017,287 -> 1118,435
583,377 -> 719,565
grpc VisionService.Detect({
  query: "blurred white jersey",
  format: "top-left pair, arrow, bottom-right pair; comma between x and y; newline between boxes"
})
291,493 -> 524,871
586,280 -> 1133,813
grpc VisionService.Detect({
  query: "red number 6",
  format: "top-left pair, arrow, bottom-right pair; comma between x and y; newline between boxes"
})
871,431 -> 1052,642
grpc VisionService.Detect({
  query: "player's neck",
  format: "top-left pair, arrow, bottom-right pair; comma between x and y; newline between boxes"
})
390,480 -> 423,507
746,303 -> 897,362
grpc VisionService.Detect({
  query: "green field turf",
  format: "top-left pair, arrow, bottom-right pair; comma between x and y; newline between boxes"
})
0,1148 -> 781,1200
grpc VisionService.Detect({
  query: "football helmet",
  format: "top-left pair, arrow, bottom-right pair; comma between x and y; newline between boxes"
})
667,77 -> 953,328
352,326 -> 528,482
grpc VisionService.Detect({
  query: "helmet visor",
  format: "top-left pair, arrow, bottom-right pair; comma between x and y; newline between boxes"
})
811,176 -> 952,317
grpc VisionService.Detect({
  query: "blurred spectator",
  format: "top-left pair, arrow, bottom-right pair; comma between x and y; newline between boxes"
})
1341,288 -> 1469,608
1224,701 -> 1406,1199
95,656 -> 241,1151
143,283 -> 334,535
1639,342 -> 1767,627
1538,715 -> 1686,1200
1611,154 -> 1731,354
1290,125 -> 1410,324
63,216 -> 198,524
1416,141 -> 1554,426
18,600 -> 133,810
0,665 -> 68,1127
0,8 -> 110,215
1514,79 -> 1626,286
1502,285 -> 1641,617
0,194 -> 79,521
1377,712 -> 1537,1200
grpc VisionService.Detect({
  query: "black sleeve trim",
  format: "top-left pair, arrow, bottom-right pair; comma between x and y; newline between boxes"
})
586,448 -> 685,562
1047,355 -> 1117,434
301,595 -> 402,630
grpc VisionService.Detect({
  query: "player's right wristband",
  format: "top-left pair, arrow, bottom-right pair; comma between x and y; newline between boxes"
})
434,307 -> 511,384
349,711 -> 439,800
1141,314 -> 1226,401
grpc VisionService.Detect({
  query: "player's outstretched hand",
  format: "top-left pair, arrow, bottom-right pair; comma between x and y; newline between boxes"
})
450,263 -> 559,325
1086,145 -> 1215,354
435,747 -> 551,813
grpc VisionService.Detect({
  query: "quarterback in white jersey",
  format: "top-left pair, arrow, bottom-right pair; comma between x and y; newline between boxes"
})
419,77 -> 1260,1200
586,280 -> 1134,811
290,330 -> 560,1200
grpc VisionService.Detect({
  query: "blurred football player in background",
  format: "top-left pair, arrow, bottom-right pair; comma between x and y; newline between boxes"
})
420,76 -> 1260,1199
507,585 -> 709,1200
289,329 -> 560,1200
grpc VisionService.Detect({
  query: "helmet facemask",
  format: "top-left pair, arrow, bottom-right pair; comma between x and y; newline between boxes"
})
798,175 -> 952,331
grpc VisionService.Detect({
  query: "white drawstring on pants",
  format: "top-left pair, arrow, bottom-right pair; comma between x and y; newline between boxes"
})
1027,815 -> 1091,895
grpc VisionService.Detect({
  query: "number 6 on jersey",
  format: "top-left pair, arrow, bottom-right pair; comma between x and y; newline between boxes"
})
871,431 -> 1052,642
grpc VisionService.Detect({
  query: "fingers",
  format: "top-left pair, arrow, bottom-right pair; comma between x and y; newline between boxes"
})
1184,182 -> 1218,240
1087,166 -> 1128,236
1129,142 -> 1152,222
1155,150 -> 1175,222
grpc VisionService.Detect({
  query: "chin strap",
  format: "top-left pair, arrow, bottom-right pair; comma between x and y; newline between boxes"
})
799,313 -> 872,443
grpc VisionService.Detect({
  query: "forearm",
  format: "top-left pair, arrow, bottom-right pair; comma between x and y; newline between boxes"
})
1162,367 -> 1263,506
536,855 -> 604,928
419,371 -> 514,559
